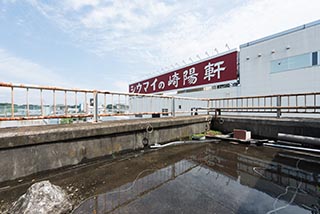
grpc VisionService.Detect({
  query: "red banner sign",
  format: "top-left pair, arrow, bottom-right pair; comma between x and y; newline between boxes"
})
129,51 -> 238,94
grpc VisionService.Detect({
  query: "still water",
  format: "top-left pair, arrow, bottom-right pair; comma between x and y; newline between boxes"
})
72,142 -> 320,214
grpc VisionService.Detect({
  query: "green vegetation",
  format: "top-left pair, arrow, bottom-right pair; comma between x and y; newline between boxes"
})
0,103 -> 18,114
205,130 -> 222,136
60,118 -> 74,124
191,130 -> 222,140
0,103 -> 44,114
191,133 -> 206,140
59,117 -> 87,124
192,133 -> 206,138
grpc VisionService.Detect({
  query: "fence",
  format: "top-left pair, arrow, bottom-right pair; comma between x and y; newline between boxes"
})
195,92 -> 320,118
1,82 -> 320,124
0,82 -> 209,123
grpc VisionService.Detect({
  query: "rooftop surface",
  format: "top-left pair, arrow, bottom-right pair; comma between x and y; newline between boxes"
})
1,142 -> 319,213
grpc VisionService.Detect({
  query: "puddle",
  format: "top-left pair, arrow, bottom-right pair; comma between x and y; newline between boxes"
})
72,143 -> 320,214
1,142 -> 319,213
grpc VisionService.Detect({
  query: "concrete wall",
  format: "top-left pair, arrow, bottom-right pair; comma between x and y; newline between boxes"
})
0,115 -> 211,183
212,116 -> 320,140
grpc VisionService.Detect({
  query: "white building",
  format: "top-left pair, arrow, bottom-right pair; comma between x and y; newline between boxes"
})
129,20 -> 320,117
177,19 -> 320,99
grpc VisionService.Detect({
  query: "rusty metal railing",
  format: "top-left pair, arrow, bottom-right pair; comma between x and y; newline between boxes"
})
0,82 -> 209,124
1,82 -> 319,125
194,92 -> 320,118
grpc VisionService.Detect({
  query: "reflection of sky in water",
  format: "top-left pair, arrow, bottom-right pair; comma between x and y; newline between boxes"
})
74,154 -> 313,214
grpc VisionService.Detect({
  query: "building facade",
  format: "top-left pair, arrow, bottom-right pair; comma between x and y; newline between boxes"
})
129,20 -> 320,116
175,19 -> 320,99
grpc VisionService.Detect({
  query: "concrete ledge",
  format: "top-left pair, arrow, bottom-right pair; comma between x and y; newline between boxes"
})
212,116 -> 320,139
0,115 -> 211,183
0,116 -> 211,150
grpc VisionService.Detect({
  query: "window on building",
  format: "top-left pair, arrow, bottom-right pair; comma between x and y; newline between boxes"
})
312,51 -> 318,66
271,52 -> 314,73
217,83 -> 231,89
162,108 -> 168,116
177,87 -> 203,94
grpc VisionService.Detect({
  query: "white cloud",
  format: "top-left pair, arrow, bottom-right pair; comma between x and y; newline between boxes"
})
25,0 -> 320,81
0,48 -> 73,87
63,0 -> 100,11
112,80 -> 129,92
80,1 -> 173,31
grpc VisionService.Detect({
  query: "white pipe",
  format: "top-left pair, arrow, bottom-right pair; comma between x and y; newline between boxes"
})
150,140 -> 218,149
264,143 -> 320,153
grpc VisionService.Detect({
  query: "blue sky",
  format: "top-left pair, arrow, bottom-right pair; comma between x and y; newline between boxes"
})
1,0 -> 320,92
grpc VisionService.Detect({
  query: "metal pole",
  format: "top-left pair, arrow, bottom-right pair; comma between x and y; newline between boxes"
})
84,92 -> 88,114
26,88 -> 29,117
53,90 -> 56,115
40,89 -> 43,116
11,87 -> 14,118
277,95 -> 281,118
104,94 -> 107,114
172,97 -> 175,117
304,95 -> 307,113
314,94 -> 317,113
75,92 -> 78,113
64,91 -> 68,115
93,91 -> 98,122
111,95 -> 114,114
125,95 -> 128,113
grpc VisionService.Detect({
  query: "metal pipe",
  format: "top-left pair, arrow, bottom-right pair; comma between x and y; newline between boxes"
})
84,92 -> 87,114
264,143 -> 320,153
1,81 -> 319,102
64,90 -> 67,115
278,133 -> 320,147
172,97 -> 175,117
75,92 -> 77,113
314,94 -> 317,113
93,91 -> 98,122
53,90 -> 56,115
1,81 -> 320,122
276,95 -> 281,118
0,113 -> 93,121
104,94 -> 107,114
111,94 -> 114,114
40,89 -> 43,116
11,87 -> 14,118
26,88 -> 29,117
125,95 -> 128,113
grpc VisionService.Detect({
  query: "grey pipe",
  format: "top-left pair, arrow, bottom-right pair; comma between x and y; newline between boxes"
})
264,143 -> 320,153
278,133 -> 320,147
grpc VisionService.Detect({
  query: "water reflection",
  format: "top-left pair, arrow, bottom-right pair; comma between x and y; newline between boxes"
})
73,159 -> 197,214
73,144 -> 320,214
